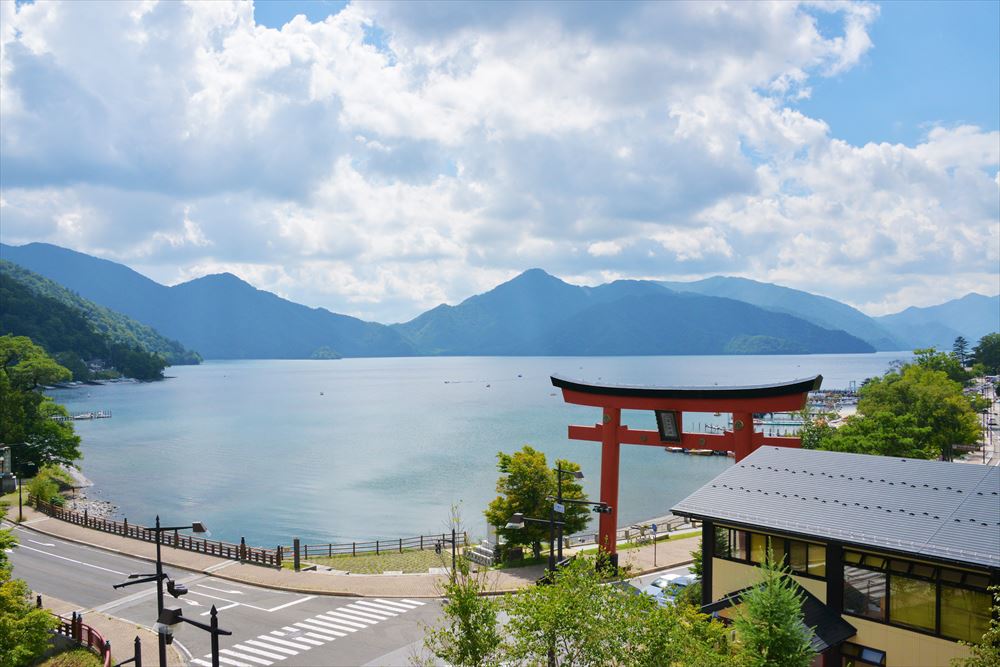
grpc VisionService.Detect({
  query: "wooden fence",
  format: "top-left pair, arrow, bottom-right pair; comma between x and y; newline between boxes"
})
33,499 -> 282,568
288,531 -> 470,559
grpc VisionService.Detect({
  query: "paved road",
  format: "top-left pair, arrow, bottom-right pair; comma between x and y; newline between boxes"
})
8,524 -> 441,666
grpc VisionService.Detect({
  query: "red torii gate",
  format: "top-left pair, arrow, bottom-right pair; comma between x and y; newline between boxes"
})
551,374 -> 823,566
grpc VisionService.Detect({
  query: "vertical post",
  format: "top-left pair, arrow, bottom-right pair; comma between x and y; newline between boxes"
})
556,463 -> 564,561
451,528 -> 457,576
155,517 -> 166,667
36,594 -> 42,608
731,411 -> 754,462
547,508 -> 556,573
399,537 -> 402,553
376,539 -> 380,555
599,407 -> 622,569
701,520 -> 714,607
276,545 -> 283,569
18,475 -> 23,522
210,605 -> 221,667
239,537 -> 246,562
134,636 -> 143,667
293,538 -> 300,572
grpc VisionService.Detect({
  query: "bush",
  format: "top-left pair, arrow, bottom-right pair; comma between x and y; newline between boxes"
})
26,477 -> 58,507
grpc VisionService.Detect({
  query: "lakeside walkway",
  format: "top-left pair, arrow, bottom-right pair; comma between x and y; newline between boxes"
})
9,505 -> 696,598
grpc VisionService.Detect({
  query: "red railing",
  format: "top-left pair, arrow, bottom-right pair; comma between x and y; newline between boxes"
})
53,610 -> 112,667
33,499 -> 282,568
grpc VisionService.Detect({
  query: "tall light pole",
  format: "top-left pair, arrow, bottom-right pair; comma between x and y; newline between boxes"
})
553,464 -> 584,560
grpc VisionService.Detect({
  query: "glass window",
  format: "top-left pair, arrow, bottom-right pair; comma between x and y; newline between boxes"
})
714,526 -> 731,559
911,563 -> 936,580
964,574 -> 990,590
732,529 -> 748,560
749,532 -> 768,564
940,585 -> 992,642
807,543 -> 826,577
845,551 -> 862,565
889,575 -> 936,632
769,536 -> 787,566
941,568 -> 963,584
788,540 -> 807,573
841,642 -> 886,666
863,554 -> 887,570
844,566 -> 886,621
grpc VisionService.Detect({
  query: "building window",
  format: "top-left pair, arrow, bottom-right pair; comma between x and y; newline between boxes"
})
940,585 -> 992,643
714,525 -> 825,579
807,542 -> 825,577
841,642 -> 886,666
889,575 -> 936,632
715,526 -> 748,561
750,532 -> 768,565
788,540 -> 808,573
844,565 -> 886,621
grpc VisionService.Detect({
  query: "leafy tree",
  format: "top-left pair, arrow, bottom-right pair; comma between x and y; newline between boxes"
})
0,337 -> 81,472
972,333 -> 1000,374
952,336 -> 970,366
0,527 -> 60,667
732,557 -> 815,667
484,446 -> 590,559
913,347 -> 970,384
821,411 -> 935,459
952,586 -> 1000,667
422,558 -> 502,667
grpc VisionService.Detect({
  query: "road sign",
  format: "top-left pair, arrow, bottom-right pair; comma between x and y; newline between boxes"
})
553,503 -> 565,514
651,523 -> 657,534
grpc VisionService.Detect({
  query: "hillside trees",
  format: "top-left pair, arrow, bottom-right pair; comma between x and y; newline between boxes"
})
0,336 -> 81,472
0,526 -> 59,667
484,446 -> 590,559
972,333 -> 1000,374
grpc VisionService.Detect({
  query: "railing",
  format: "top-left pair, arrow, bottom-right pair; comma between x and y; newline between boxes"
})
52,608 -> 112,667
33,499 -> 282,568
288,532 -> 470,559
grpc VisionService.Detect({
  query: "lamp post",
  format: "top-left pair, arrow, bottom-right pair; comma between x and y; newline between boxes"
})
113,517 -> 210,667
505,512 -> 566,574
553,464 -> 584,560
154,605 -> 232,667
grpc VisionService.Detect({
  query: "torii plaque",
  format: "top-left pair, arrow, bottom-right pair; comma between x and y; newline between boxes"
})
551,374 -> 823,566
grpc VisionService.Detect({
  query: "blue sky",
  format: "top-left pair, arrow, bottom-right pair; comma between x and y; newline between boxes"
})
1,1 -> 997,322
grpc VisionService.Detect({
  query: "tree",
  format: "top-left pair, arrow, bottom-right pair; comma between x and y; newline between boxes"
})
421,558 -> 503,667
952,586 -> 1000,667
484,446 -> 590,559
0,527 -> 60,667
952,336 -> 970,366
972,333 -> 1000,375
732,557 -> 816,667
913,348 -> 971,384
821,411 -> 935,459
0,337 -> 82,472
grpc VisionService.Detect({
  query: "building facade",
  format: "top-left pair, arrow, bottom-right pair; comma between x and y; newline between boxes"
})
673,447 -> 999,667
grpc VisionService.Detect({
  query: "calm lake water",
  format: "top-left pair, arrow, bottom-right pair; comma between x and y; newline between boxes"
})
48,353 -> 910,547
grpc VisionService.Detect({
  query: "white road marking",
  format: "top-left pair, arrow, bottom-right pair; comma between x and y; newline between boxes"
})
217,656 -> 251,667
304,631 -> 339,642
288,635 -> 323,647
190,659 -> 212,666
374,598 -> 419,610
346,603 -> 395,618
15,544 -> 127,575
205,560 -> 241,573
232,645 -> 285,661
296,622 -> 345,638
306,617 -> 358,633
354,600 -> 399,615
264,635 -> 313,651
281,626 -> 300,634
220,649 -> 272,665
329,608 -> 382,623
201,602 -> 239,616
28,539 -> 56,547
266,595 -> 316,612
183,599 -> 203,606
246,640 -> 297,656
197,584 -> 246,595
318,612 -> 370,628
270,631 -> 286,637
400,598 -> 426,606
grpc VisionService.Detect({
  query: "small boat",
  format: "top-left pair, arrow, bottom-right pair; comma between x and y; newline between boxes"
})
688,449 -> 714,456
664,446 -> 684,453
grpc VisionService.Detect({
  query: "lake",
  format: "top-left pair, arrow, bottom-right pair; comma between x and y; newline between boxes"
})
48,352 -> 910,547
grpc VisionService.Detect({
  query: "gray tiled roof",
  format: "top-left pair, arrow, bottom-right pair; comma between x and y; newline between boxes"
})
672,447 -> 1000,570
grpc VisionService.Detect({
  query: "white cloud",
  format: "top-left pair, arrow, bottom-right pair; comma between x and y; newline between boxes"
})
0,0 -> 996,323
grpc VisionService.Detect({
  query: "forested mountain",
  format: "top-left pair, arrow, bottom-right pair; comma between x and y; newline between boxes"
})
658,276 -> 903,351
875,293 -> 1000,350
0,263 -> 178,380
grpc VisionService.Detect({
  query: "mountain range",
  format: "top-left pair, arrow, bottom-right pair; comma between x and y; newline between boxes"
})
1,242 -> 996,361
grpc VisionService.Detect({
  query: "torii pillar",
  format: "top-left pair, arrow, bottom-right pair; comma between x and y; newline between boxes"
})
551,374 -> 822,566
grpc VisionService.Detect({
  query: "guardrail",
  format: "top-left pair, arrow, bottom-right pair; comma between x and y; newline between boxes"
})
51,607 -> 112,667
287,532 -> 470,559
32,499 -> 282,568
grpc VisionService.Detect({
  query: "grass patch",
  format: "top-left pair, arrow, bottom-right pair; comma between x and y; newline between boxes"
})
286,548 -> 450,574
38,648 -> 103,667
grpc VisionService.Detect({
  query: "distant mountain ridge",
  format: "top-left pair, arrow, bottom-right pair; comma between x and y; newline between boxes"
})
875,293 -> 1000,350
6,241 -> 992,360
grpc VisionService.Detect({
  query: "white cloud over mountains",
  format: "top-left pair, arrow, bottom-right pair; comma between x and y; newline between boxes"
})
1,0 -> 997,322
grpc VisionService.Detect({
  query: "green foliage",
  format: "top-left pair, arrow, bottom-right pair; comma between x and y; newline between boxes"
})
952,336 -> 970,366
732,558 -> 816,667
309,346 -> 341,360
422,559 -> 502,667
26,476 -> 59,507
484,446 -> 590,559
913,347 -> 971,384
972,333 -> 1000,374
0,543 -> 60,667
820,411 -> 935,458
0,338 -> 82,472
952,586 -> 1000,667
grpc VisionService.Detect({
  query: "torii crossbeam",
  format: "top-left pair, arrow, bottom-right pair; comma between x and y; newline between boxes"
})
551,374 -> 823,566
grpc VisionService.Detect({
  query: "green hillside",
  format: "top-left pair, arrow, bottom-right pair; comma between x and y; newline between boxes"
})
0,260 -> 201,379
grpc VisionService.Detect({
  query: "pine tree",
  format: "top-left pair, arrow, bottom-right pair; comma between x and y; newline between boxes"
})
953,336 -> 970,366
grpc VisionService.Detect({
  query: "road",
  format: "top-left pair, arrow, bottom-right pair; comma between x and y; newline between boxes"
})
7,524 -> 441,666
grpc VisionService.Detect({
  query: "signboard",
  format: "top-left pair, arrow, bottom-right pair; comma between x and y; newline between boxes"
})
655,410 -> 681,442
553,503 -> 565,514
651,523 -> 657,534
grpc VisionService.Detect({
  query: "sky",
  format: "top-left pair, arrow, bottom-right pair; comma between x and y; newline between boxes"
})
0,0 -> 997,324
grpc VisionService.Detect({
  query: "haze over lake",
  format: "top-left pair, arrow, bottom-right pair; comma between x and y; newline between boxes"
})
50,353 -> 910,547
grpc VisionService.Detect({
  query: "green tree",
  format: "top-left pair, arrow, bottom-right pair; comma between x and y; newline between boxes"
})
972,333 -> 1000,374
913,347 -> 970,384
952,336 -> 970,366
951,586 -> 1000,667
821,411 -> 935,459
732,558 -> 815,667
484,446 -> 590,559
0,337 -> 82,472
421,558 -> 502,667
0,527 -> 60,667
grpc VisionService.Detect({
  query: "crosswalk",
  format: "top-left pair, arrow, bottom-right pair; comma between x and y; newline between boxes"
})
189,598 -> 426,667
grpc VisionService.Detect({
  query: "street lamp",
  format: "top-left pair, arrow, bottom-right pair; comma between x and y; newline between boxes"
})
113,517 -> 214,667
505,512 -> 566,573
553,464 -> 584,560
155,605 -> 232,667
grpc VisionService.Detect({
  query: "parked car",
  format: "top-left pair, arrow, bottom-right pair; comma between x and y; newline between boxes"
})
643,573 -> 695,606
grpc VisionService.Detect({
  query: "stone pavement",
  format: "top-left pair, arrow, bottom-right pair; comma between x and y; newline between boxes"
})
40,593 -> 185,666
11,505 -> 695,598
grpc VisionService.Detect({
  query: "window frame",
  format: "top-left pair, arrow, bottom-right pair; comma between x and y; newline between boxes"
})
713,524 -> 826,581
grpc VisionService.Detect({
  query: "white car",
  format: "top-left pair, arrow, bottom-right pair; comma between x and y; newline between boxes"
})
643,573 -> 695,606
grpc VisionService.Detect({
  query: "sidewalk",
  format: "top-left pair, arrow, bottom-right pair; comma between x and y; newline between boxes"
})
40,593 -> 184,666
11,505 -> 696,598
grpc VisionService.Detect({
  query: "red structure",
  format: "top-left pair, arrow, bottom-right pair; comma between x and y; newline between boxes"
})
551,374 -> 822,565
